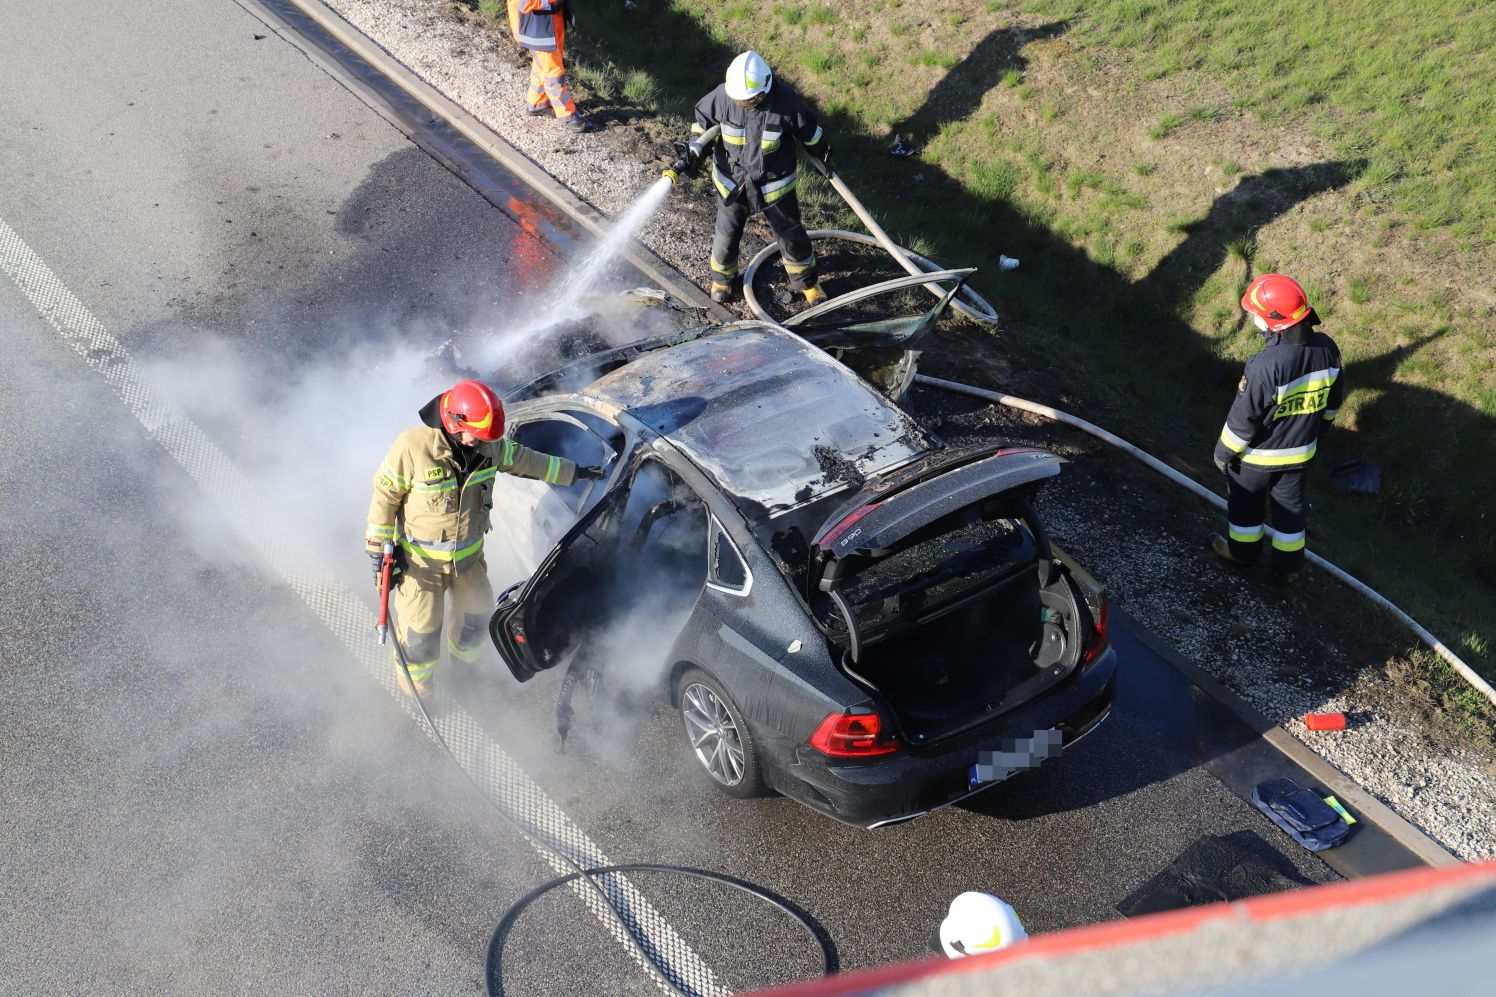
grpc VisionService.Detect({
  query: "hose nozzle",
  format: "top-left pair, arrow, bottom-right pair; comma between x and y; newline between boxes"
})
661,167 -> 680,186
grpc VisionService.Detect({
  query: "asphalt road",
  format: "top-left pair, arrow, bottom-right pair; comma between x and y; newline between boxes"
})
1,3 -> 1346,995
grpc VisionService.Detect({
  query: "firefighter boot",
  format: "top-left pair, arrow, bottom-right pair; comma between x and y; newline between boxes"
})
1207,532 -> 1250,566
802,282 -> 827,306
711,276 -> 742,304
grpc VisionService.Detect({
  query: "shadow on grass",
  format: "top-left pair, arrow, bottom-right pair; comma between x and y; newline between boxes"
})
889,20 -> 1068,148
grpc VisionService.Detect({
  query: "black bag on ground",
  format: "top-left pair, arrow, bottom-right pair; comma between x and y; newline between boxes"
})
1250,777 -> 1350,852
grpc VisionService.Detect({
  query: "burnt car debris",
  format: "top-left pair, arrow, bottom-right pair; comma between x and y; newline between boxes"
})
483,317 -> 1118,828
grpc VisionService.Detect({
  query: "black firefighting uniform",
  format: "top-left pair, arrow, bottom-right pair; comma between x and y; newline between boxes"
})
1213,321 -> 1344,577
689,81 -> 827,292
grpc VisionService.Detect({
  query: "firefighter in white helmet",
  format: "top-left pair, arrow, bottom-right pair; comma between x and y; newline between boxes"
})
936,892 -> 1028,959
665,51 -> 830,306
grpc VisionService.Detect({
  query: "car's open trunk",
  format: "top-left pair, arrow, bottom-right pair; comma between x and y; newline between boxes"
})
808,447 -> 1090,743
842,559 -> 1085,742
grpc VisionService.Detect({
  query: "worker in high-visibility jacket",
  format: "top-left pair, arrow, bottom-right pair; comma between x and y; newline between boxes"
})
666,51 -> 829,306
367,380 -> 605,698
1210,273 -> 1344,586
507,0 -> 596,133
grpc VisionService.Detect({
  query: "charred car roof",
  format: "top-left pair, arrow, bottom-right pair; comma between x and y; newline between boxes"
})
581,324 -> 932,519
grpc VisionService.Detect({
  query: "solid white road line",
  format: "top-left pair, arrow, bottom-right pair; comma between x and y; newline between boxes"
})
0,213 -> 727,997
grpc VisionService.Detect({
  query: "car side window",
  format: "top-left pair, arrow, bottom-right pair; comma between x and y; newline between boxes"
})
707,516 -> 751,596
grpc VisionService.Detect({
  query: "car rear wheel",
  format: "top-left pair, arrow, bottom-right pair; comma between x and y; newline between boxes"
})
676,668 -> 766,798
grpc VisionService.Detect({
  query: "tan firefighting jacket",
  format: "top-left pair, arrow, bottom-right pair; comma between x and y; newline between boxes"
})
366,416 -> 578,567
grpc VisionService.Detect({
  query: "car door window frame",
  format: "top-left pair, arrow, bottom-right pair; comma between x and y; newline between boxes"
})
706,514 -> 753,597
507,408 -> 626,514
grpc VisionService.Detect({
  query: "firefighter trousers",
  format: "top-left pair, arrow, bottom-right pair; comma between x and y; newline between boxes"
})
711,190 -> 817,292
1224,465 -> 1308,579
392,551 -> 494,689
526,48 -> 576,118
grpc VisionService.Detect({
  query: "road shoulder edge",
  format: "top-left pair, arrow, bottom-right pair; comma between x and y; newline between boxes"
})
1115,606 -> 1459,868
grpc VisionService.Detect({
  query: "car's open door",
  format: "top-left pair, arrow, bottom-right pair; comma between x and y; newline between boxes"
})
488,481 -> 631,682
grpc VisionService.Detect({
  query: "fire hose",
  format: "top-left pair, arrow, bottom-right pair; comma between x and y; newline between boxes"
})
376,603 -> 836,995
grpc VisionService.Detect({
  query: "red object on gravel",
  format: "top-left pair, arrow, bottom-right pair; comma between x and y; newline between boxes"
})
1305,712 -> 1347,731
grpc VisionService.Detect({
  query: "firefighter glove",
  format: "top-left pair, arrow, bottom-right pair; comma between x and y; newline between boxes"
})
370,547 -> 405,589
575,464 -> 607,481
806,142 -> 833,178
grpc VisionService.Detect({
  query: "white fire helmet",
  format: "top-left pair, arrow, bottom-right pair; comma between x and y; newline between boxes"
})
938,892 -> 1028,959
725,51 -> 773,103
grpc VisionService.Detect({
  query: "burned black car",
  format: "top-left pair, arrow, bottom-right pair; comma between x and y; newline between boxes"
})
487,321 -> 1117,827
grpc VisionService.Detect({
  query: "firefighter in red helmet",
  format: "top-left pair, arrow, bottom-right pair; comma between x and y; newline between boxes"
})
1210,274 -> 1344,586
367,380 -> 607,699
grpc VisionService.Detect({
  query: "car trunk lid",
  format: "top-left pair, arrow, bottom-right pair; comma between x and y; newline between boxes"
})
806,447 -> 1080,742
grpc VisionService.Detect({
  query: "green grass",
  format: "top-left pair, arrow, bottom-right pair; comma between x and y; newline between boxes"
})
807,2 -> 837,26
1149,112 -> 1183,140
1029,0 -> 1496,248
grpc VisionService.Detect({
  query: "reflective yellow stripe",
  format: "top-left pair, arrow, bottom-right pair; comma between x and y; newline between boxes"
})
1273,368 -> 1338,419
449,639 -> 484,664
761,172 -> 798,204
1219,425 -> 1249,453
803,125 -> 824,146
1272,530 -> 1306,552
502,439 -> 517,467
721,124 -> 747,146
783,253 -> 816,275
402,657 -> 437,681
413,478 -> 458,493
969,923 -> 1005,952
712,164 -> 736,200
366,524 -> 396,538
380,462 -> 410,488
691,122 -> 706,136
471,467 -> 498,485
399,535 -> 485,562
1229,523 -> 1264,543
1323,408 -> 1340,422
1240,441 -> 1317,467
711,255 -> 738,276
545,455 -> 561,484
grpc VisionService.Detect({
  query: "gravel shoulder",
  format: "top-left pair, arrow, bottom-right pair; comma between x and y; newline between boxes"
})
313,0 -> 1495,860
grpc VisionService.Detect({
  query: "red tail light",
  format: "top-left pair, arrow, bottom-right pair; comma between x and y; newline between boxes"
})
809,711 -> 900,757
1082,599 -> 1110,665
820,503 -> 881,548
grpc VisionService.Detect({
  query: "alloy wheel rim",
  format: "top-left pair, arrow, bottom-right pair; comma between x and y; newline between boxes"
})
682,683 -> 745,786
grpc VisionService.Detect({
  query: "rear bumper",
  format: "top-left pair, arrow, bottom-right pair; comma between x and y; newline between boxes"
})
767,647 -> 1119,828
